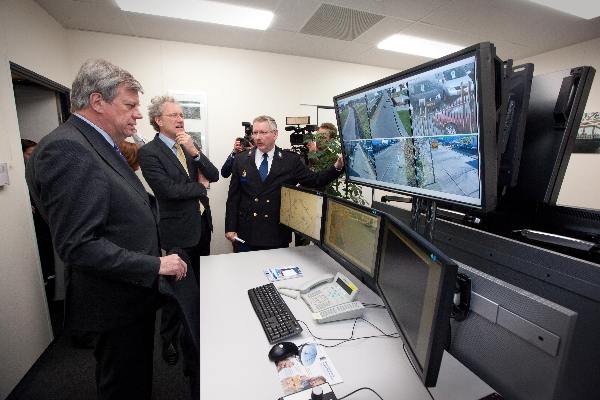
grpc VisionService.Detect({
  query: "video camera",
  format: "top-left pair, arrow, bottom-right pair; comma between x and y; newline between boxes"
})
239,122 -> 254,148
284,116 -> 317,164
285,116 -> 317,146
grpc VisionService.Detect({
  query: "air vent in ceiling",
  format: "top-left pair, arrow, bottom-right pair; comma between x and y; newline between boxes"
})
300,3 -> 384,41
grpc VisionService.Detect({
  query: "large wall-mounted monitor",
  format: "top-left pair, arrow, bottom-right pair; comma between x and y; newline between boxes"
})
334,42 -> 500,212
322,197 -> 383,291
376,214 -> 457,387
279,185 -> 324,243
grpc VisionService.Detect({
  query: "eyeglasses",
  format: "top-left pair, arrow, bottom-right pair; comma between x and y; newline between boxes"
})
162,113 -> 185,119
252,130 -> 274,136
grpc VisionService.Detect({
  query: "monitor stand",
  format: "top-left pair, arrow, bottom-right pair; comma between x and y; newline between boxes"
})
411,197 -> 437,242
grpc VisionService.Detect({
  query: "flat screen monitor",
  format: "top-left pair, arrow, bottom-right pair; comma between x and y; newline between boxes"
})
509,66 -> 595,205
497,63 -> 534,190
322,197 -> 382,283
334,42 -> 499,212
376,215 -> 457,387
279,185 -> 324,243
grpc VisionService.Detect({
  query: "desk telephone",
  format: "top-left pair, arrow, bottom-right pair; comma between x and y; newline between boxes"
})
299,272 -> 364,323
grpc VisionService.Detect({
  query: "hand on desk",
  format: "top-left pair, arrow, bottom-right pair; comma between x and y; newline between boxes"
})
159,254 -> 188,280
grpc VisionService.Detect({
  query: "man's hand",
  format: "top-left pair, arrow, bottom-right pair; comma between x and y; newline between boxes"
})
158,254 -> 188,281
334,154 -> 345,171
176,132 -> 199,157
225,232 -> 238,242
233,139 -> 243,153
198,171 -> 209,188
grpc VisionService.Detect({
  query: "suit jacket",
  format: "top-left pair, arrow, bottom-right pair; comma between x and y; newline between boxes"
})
225,146 -> 342,247
25,116 -> 162,332
138,134 -> 218,250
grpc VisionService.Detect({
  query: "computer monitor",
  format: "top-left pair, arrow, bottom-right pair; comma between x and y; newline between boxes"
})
322,197 -> 382,290
376,215 -> 457,387
334,42 -> 500,212
279,185 -> 324,243
508,66 -> 595,205
497,63 -> 534,191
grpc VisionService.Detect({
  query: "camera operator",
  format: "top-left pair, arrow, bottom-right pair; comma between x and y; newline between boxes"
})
306,122 -> 338,157
221,123 -> 254,178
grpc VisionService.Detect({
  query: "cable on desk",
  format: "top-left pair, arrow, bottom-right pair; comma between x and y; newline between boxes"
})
338,387 -> 384,400
402,344 -> 435,400
361,302 -> 386,309
296,318 -> 399,348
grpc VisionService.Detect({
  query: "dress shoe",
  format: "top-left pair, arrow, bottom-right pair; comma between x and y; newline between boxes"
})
162,341 -> 179,366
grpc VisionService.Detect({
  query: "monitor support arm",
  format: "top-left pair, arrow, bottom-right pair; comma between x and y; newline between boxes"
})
410,197 -> 437,243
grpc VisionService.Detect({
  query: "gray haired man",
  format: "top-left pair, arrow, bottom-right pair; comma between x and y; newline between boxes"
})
26,59 -> 187,399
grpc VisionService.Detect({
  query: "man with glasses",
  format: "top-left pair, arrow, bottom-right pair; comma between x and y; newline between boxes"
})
225,115 -> 344,252
138,96 -> 218,381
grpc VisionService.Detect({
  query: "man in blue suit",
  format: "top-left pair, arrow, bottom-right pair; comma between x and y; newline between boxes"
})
26,59 -> 187,399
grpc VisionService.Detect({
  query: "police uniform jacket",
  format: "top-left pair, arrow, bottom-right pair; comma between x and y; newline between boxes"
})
225,146 -> 342,247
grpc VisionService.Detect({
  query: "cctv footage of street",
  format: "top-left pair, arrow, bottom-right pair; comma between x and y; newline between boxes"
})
337,56 -> 481,206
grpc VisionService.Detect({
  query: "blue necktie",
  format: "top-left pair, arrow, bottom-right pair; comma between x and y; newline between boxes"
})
259,153 -> 268,182
113,144 -> 126,160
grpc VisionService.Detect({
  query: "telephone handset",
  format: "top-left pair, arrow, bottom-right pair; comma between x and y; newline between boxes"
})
300,272 -> 360,313
299,274 -> 334,294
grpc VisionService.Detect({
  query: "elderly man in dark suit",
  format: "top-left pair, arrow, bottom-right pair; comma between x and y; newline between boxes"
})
25,59 -> 187,400
225,115 -> 344,251
138,95 -> 218,367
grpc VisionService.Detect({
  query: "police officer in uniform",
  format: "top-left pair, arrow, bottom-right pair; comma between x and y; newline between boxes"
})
225,115 -> 344,252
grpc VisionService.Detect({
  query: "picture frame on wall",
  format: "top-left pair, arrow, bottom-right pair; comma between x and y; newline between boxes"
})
574,112 -> 600,154
168,90 -> 208,158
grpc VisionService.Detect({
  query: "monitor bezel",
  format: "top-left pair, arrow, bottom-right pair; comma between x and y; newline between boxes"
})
279,184 -> 326,244
375,213 -> 458,387
333,42 -> 499,212
319,196 -> 384,293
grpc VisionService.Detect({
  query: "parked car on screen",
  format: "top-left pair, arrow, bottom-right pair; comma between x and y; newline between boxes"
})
432,111 -> 471,135
442,66 -> 474,98
409,80 -> 444,108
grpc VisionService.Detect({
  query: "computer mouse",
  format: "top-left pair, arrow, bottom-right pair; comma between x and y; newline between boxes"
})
268,341 -> 299,362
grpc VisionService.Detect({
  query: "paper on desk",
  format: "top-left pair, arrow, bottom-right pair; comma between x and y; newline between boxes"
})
274,338 -> 342,396
264,266 -> 303,282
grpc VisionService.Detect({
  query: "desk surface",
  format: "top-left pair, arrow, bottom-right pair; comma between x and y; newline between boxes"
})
200,245 -> 493,400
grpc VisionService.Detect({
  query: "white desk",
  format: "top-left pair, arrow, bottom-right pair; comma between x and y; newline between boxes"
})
200,245 -> 494,400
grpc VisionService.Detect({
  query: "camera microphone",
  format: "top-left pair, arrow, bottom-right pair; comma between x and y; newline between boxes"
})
284,126 -> 296,131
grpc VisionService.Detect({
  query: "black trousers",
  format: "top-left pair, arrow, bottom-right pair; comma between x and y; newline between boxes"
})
160,240 -> 200,345
93,312 -> 156,400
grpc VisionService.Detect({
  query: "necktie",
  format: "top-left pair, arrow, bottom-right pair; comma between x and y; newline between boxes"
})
259,153 -> 269,182
174,143 -> 189,176
113,144 -> 126,160
175,143 -> 204,213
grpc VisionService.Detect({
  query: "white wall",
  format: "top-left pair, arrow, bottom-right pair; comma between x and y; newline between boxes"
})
0,0 -> 70,398
66,30 -> 397,255
518,37 -> 600,210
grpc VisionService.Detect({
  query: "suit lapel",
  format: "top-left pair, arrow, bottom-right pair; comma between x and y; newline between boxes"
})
154,135 -> 191,180
70,116 -> 150,204
265,146 -> 284,185
243,148 -> 261,184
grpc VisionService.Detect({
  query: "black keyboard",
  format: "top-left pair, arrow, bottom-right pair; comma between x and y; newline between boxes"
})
248,283 -> 303,344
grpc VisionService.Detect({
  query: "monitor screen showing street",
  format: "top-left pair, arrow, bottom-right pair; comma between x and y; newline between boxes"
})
335,54 -> 483,208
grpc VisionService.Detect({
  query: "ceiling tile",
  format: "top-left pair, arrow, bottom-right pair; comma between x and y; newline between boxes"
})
31,0 -> 600,69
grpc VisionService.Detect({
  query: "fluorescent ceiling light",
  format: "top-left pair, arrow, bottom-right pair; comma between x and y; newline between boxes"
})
377,34 -> 463,58
115,0 -> 274,30
525,0 -> 600,19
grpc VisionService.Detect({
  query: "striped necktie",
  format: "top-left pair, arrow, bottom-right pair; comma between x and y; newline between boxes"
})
174,143 -> 204,214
